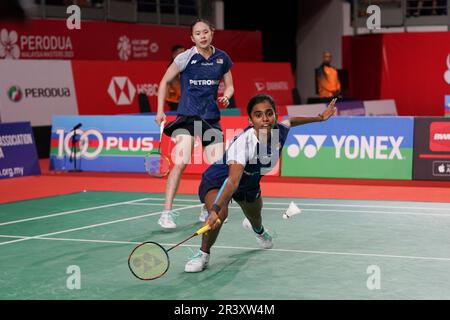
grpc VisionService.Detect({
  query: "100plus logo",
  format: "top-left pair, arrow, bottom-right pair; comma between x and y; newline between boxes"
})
286,134 -> 405,160
54,128 -> 156,159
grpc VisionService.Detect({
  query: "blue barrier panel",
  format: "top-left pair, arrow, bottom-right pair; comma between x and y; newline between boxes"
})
0,122 -> 40,179
281,117 -> 414,180
50,115 -> 159,172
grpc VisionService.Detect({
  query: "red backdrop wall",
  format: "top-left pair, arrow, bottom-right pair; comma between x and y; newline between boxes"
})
343,32 -> 450,116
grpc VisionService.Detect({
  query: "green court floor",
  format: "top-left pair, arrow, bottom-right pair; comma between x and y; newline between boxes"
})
0,191 -> 450,299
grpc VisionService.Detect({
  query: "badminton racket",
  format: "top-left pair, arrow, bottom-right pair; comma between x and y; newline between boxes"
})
128,223 -> 220,280
144,121 -> 171,177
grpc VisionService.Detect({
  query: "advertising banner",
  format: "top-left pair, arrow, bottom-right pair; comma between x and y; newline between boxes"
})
364,99 -> 398,116
51,115 -> 282,175
0,20 -> 261,62
0,122 -> 40,179
281,117 -> 414,180
336,101 -> 365,116
232,63 -> 294,110
0,60 -> 78,126
49,115 -> 160,172
413,117 -> 450,180
287,100 -> 398,118
71,60 -> 166,115
71,60 -> 295,114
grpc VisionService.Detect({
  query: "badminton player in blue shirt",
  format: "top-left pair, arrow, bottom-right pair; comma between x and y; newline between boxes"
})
185,94 -> 337,272
156,19 -> 234,229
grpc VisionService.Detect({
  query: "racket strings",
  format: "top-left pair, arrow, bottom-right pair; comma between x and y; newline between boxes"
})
145,152 -> 170,177
128,242 -> 169,280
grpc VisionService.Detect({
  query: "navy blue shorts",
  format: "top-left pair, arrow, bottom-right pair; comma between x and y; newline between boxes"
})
163,115 -> 223,147
198,178 -> 261,204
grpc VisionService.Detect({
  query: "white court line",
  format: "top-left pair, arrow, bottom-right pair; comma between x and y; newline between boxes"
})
0,234 -> 449,262
2,196 -> 449,228
141,197 -> 450,212
0,197 -> 152,227
0,204 -> 202,246
130,202 -> 450,217
0,234 -> 139,245
239,207 -> 450,217
129,203 -> 450,217
130,203 -> 187,207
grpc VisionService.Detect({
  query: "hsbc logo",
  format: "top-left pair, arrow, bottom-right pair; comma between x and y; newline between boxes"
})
287,134 -> 404,160
429,122 -> 450,152
108,77 -> 136,105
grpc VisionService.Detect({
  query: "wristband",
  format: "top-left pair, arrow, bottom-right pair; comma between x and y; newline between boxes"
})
211,204 -> 221,213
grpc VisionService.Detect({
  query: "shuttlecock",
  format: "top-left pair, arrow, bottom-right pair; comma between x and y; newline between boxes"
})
282,201 -> 301,219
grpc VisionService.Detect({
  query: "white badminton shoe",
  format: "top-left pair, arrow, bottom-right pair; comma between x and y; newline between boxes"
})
199,207 -> 209,222
158,210 -> 178,229
242,218 -> 273,249
185,250 -> 210,273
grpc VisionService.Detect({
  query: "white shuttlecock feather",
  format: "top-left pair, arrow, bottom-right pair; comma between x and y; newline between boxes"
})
282,201 -> 301,219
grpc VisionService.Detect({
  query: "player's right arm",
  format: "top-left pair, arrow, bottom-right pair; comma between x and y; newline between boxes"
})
156,62 -> 180,124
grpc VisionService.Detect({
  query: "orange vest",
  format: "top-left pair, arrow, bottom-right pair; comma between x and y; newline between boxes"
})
318,66 -> 341,98
166,77 -> 181,103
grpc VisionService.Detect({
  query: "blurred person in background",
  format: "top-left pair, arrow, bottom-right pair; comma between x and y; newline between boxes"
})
316,51 -> 341,99
166,44 -> 186,111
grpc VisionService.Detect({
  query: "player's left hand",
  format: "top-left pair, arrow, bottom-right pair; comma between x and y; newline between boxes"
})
217,95 -> 230,108
319,98 -> 337,121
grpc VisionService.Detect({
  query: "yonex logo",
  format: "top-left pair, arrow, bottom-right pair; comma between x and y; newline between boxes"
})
287,135 -> 326,158
108,77 -> 136,105
7,85 -> 22,102
287,135 -> 404,160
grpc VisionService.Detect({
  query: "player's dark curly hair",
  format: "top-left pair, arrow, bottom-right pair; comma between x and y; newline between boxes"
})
247,94 -> 277,116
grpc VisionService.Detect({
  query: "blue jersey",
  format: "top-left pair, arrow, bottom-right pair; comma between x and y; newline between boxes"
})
202,123 -> 290,192
174,46 -> 232,120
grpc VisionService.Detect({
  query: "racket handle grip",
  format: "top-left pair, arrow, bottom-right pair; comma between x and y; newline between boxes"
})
195,225 -> 210,235
195,218 -> 222,235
